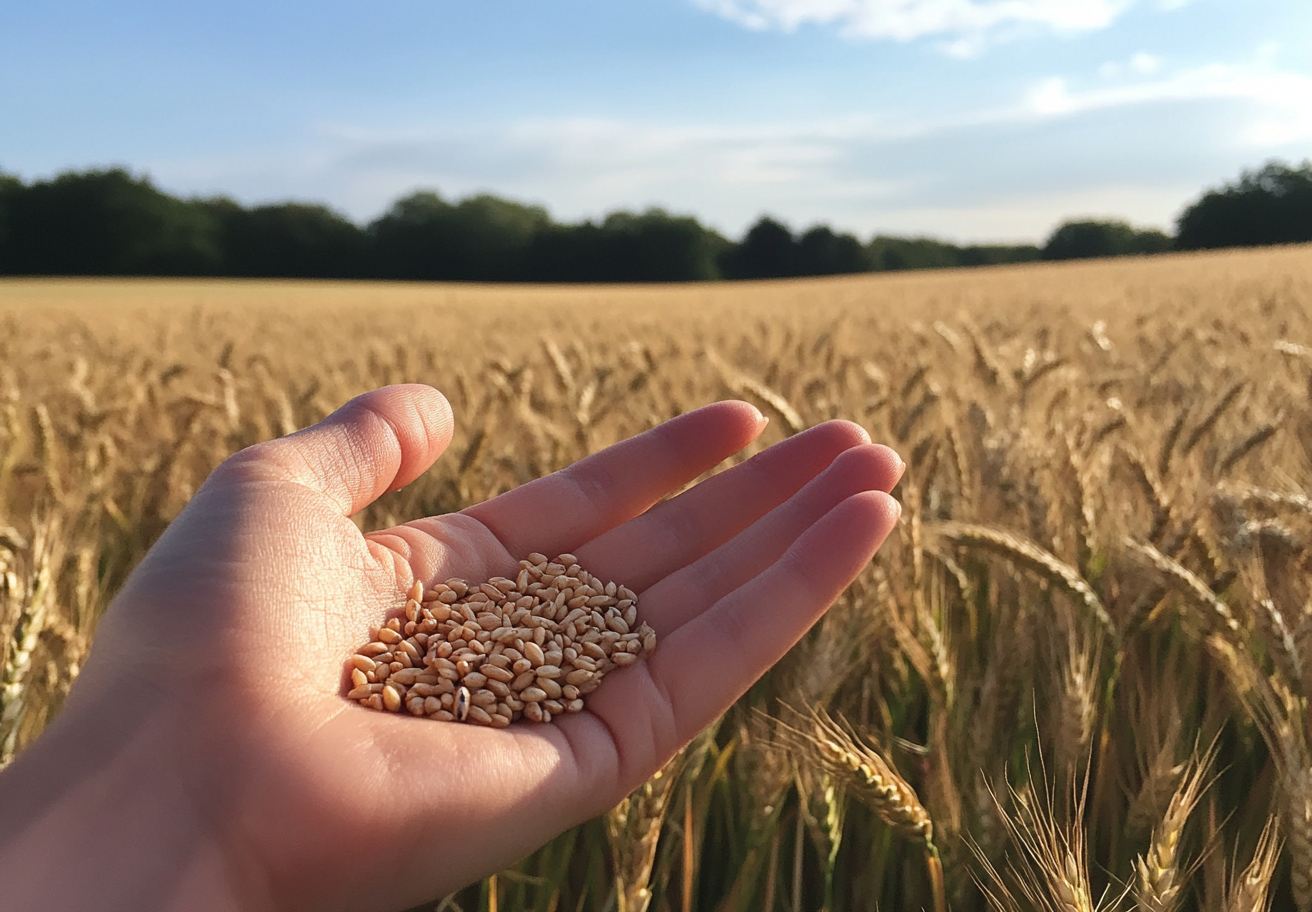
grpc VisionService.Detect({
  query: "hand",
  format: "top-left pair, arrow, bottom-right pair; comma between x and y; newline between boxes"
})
0,385 -> 902,912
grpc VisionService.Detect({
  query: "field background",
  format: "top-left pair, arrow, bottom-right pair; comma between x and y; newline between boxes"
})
4,244 -> 1312,911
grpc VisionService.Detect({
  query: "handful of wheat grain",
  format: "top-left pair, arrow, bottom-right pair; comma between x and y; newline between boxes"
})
348,553 -> 655,727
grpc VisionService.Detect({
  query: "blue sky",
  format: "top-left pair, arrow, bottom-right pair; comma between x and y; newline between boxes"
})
2,0 -> 1309,242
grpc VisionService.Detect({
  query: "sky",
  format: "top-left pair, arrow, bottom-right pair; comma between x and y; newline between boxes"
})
1,0 -> 1309,243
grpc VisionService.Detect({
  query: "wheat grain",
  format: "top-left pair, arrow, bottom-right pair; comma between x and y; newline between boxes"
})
347,555 -> 654,725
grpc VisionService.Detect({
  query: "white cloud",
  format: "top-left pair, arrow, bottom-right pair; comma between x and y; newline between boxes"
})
1129,52 -> 1161,74
1022,60 -> 1312,145
145,57 -> 1312,244
694,0 -> 1136,47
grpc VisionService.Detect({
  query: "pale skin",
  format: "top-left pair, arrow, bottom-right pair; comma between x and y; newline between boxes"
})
0,384 -> 902,912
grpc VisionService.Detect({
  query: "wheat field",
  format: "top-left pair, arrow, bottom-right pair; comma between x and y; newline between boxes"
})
3,244 -> 1312,911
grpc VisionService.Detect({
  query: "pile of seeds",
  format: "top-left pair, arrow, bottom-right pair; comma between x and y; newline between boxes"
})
347,553 -> 655,726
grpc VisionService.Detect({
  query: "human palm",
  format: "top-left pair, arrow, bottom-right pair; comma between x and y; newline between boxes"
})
4,385 -> 901,912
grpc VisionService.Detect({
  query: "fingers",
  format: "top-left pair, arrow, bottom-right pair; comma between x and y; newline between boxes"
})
635,443 -> 902,633
462,401 -> 767,559
221,384 -> 454,516
576,421 -> 890,592
588,491 -> 900,752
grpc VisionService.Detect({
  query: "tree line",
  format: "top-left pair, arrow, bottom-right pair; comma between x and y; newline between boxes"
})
0,159 -> 1307,281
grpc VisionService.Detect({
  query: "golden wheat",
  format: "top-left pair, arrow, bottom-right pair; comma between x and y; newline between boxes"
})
5,245 -> 1312,909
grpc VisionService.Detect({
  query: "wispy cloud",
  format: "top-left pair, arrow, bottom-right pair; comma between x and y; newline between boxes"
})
693,0 -> 1136,50
147,55 -> 1311,243
1022,60 -> 1312,145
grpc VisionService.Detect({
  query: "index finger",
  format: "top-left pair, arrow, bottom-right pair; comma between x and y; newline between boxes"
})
461,401 -> 767,559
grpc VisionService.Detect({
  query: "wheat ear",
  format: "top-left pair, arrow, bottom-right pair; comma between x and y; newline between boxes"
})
780,707 -> 945,912
1134,745 -> 1214,912
1224,816 -> 1282,912
606,749 -> 687,912
930,522 -> 1116,640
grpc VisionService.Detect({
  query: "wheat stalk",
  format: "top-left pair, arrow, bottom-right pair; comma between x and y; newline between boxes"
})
780,706 -> 945,912
930,522 -> 1116,641
1134,745 -> 1213,912
1224,816 -> 1282,912
706,348 -> 806,435
0,516 -> 60,767
1124,537 -> 1241,639
1181,380 -> 1244,458
605,747 -> 688,912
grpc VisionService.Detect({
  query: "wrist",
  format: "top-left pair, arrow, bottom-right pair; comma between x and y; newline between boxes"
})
0,697 -> 270,912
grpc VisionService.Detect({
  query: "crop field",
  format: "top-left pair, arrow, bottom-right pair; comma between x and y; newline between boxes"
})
4,244 -> 1312,911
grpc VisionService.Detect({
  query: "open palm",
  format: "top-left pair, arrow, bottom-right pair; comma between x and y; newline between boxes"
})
8,385 -> 901,912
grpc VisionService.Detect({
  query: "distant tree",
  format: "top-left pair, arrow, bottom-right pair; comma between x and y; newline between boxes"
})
957,244 -> 1041,267
868,236 -> 959,271
207,200 -> 367,278
864,236 -> 1039,272
1041,219 -> 1171,261
0,173 -> 20,264
524,209 -> 727,282
1176,160 -> 1312,250
367,191 -> 549,280
0,168 -> 223,275
719,217 -> 796,279
795,226 -> 870,275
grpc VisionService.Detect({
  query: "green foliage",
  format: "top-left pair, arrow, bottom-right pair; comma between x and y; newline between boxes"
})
1176,159 -> 1312,250
719,217 -> 800,279
868,236 -> 1040,271
1041,219 -> 1172,261
368,191 -> 551,281
526,209 -> 729,282
208,199 -> 368,278
16,159 -> 1312,282
0,168 -> 225,276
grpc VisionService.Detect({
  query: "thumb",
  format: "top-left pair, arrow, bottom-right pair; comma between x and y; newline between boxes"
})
224,384 -> 455,516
